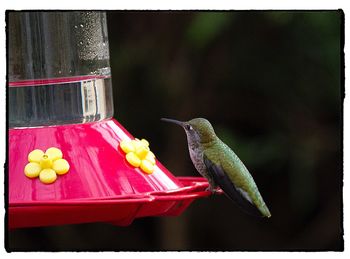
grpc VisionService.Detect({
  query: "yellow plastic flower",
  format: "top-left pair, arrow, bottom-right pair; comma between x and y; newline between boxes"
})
119,138 -> 156,174
24,147 -> 70,184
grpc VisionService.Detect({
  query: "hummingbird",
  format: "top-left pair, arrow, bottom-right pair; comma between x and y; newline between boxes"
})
161,117 -> 271,218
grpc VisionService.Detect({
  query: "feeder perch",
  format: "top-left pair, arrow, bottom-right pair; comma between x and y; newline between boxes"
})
8,11 -> 211,229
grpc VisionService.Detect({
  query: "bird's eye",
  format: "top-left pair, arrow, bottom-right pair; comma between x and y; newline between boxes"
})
186,125 -> 193,131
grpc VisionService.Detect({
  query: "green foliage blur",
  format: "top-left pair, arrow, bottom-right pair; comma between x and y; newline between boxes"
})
9,11 -> 343,251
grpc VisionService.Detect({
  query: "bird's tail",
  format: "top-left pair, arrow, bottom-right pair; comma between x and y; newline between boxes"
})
259,202 -> 271,218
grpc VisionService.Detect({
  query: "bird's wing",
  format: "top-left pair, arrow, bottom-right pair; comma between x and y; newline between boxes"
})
203,154 -> 264,217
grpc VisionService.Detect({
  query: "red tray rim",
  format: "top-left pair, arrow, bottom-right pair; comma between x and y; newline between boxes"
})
10,177 -> 212,207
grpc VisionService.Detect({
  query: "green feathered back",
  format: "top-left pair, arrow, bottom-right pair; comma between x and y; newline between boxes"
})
204,138 -> 271,218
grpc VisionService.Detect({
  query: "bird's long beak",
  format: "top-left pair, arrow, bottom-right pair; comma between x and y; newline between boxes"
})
161,118 -> 185,127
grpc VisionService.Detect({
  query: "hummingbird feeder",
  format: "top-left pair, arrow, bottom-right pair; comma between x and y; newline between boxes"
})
8,11 -> 210,229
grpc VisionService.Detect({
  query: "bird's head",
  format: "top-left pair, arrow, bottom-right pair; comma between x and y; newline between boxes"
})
161,117 -> 216,144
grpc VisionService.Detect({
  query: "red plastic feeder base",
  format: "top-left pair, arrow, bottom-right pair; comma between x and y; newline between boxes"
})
8,119 -> 212,229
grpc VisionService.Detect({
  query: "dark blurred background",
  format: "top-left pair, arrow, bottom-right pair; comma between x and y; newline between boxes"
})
8,10 -> 343,251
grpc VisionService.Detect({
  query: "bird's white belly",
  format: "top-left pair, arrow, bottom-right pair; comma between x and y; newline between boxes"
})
188,146 -> 207,178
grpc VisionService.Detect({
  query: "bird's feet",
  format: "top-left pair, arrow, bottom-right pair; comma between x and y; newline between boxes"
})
205,186 -> 220,195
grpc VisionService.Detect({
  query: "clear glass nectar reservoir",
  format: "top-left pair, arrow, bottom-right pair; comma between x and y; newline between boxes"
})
8,11 -> 114,127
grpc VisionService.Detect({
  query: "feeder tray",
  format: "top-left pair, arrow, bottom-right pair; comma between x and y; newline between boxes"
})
8,119 -> 211,229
